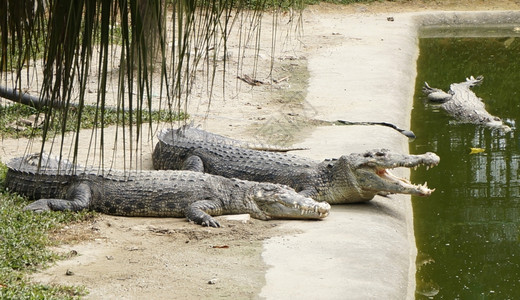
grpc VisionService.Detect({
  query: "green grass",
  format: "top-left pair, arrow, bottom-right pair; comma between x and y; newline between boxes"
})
0,163 -> 93,299
0,103 -> 187,139
253,0 -> 383,8
301,0 -> 381,5
195,0 -> 383,10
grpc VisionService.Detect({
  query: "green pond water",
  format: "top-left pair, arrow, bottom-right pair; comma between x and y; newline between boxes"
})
411,31 -> 520,298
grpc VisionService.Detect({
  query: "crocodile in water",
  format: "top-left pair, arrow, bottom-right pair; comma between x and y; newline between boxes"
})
423,75 -> 511,132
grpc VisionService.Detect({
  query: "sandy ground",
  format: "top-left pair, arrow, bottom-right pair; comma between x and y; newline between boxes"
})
1,1 -> 520,299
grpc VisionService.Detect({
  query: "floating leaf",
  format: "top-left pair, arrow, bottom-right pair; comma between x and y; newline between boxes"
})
504,37 -> 516,48
470,148 -> 485,154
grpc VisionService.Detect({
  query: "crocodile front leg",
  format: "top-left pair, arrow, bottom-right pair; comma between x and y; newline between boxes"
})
184,200 -> 222,227
23,183 -> 92,212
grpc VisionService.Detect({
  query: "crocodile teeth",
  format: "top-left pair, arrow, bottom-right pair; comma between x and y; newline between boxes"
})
416,182 -> 430,190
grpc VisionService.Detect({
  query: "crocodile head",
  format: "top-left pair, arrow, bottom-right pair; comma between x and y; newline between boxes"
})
329,149 -> 440,203
250,183 -> 330,220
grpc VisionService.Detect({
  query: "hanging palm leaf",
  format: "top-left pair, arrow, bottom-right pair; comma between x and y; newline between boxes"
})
0,0 -> 304,169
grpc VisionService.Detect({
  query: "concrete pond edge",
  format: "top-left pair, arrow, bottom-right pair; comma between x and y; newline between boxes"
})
259,10 -> 520,300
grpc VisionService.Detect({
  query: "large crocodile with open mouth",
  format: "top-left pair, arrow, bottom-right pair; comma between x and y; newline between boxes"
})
153,126 -> 440,204
5,153 -> 330,227
423,75 -> 511,132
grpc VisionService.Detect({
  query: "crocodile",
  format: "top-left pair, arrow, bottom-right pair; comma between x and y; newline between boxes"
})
153,126 -> 440,204
423,75 -> 511,132
5,153 -> 330,227
173,123 -> 307,152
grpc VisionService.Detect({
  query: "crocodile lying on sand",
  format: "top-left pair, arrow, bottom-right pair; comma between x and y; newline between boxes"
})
423,75 -> 511,132
5,153 -> 330,227
153,126 -> 440,204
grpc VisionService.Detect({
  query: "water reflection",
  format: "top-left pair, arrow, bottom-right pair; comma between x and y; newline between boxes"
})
411,36 -> 520,299
413,123 -> 520,299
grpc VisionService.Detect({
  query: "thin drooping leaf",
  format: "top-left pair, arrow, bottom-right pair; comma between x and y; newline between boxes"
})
0,0 -> 304,169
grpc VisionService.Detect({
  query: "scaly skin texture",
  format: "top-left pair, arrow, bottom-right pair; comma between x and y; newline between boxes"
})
174,123 -> 307,152
5,154 -> 330,227
153,126 -> 440,204
423,75 -> 511,132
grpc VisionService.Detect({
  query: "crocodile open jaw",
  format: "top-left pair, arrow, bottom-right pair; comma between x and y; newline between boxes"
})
377,168 -> 434,196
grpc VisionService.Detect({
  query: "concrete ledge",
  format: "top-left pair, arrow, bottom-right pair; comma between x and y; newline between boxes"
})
260,9 -> 520,299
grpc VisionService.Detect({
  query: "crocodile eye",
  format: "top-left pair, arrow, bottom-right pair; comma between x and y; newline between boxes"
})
262,185 -> 277,192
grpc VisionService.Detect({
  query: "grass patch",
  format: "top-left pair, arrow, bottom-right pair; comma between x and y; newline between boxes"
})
247,0 -> 383,8
0,103 -> 187,139
303,0 -> 381,4
0,162 -> 94,298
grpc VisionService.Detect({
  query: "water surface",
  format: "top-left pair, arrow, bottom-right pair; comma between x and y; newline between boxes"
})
411,32 -> 520,298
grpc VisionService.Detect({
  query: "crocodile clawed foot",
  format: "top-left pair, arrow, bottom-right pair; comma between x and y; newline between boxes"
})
23,201 -> 52,213
201,217 -> 221,228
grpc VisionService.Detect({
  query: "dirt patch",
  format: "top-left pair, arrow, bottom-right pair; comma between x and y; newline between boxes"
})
245,58 -> 317,146
37,215 -> 298,299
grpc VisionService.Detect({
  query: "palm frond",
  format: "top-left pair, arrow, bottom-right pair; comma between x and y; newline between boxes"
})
0,0 -> 304,169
